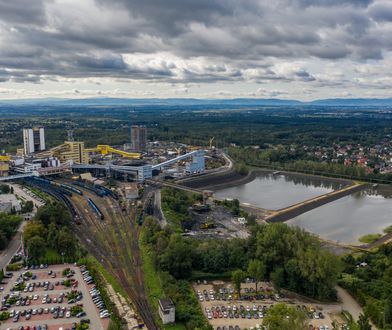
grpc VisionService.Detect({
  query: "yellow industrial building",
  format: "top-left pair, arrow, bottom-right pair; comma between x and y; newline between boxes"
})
37,142 -> 140,165
38,141 -> 89,164
0,155 -> 10,176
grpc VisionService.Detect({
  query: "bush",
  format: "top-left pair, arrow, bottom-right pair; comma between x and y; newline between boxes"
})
63,279 -> 72,287
71,305 -> 83,317
67,290 -> 80,301
0,311 -> 10,321
62,267 -> 71,276
6,263 -> 23,271
12,282 -> 26,291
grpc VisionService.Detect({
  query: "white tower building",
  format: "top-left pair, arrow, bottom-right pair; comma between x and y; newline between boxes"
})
23,127 -> 45,155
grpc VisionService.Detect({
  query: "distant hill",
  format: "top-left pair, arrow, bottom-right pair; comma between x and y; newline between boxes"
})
0,97 -> 392,107
308,98 -> 392,106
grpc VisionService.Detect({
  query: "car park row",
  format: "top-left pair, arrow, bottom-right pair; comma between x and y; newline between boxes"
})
0,264 -> 108,330
195,282 -> 334,330
80,266 -> 109,320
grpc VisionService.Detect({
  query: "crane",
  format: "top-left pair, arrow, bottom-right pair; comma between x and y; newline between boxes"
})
84,145 -> 141,159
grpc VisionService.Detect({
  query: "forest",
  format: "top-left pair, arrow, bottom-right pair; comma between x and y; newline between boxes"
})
140,212 -> 342,330
2,104 -> 392,152
340,246 -> 392,329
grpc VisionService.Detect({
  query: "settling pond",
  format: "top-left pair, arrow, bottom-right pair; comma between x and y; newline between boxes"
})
215,172 -> 392,244
287,186 -> 392,244
214,171 -> 344,210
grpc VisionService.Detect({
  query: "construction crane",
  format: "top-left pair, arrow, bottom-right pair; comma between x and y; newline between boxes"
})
84,145 -> 141,159
209,137 -> 215,149
0,155 -> 10,162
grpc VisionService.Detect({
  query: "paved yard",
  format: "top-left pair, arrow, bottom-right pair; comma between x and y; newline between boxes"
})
194,281 -> 357,330
0,265 -> 109,330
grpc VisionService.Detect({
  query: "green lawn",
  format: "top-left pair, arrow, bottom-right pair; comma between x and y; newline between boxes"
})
358,233 -> 382,244
43,248 -> 61,261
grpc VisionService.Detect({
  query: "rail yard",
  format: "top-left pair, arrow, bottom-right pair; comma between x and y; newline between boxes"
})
63,182 -> 157,329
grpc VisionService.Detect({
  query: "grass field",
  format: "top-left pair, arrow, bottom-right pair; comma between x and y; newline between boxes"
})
358,233 -> 382,244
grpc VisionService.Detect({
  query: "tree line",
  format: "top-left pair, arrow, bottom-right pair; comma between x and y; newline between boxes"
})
0,213 -> 22,250
143,217 -> 342,302
340,245 -> 392,329
228,146 -> 392,183
23,202 -> 81,263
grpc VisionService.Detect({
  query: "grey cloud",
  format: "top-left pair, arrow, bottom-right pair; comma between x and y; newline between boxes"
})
0,0 -> 48,24
369,2 -> 392,21
75,55 -> 128,71
0,0 -> 389,86
294,0 -> 373,7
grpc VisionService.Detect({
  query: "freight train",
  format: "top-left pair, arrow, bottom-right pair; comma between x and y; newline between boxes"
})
87,198 -> 104,221
73,181 -> 119,200
24,178 -> 81,224
32,177 -> 83,195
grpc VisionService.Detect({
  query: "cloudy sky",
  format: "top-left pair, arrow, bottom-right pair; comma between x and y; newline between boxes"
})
0,0 -> 392,100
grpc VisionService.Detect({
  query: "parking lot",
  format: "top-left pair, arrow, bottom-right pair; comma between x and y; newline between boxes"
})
194,281 -> 346,330
0,265 -> 110,330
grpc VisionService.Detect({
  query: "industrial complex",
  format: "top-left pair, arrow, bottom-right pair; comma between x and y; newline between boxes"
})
0,125 -> 207,182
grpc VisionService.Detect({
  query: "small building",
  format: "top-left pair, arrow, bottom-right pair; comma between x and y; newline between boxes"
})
158,298 -> 175,325
124,183 -> 139,200
0,194 -> 21,213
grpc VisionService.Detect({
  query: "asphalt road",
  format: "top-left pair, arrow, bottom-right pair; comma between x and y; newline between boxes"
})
0,183 -> 44,271
0,222 -> 25,270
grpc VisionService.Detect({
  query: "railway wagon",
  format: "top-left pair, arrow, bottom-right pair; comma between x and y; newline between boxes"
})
24,179 -> 81,224
96,184 -> 119,200
88,198 -> 105,221
73,181 -> 106,197
32,177 -> 83,196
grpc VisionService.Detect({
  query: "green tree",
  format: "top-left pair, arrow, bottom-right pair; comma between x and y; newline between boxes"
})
0,231 -> 7,250
385,297 -> 392,326
23,221 -> 46,244
47,223 -> 57,249
34,202 -> 71,226
358,313 -> 371,330
160,235 -> 193,278
21,201 -> 34,213
270,267 -> 285,292
231,269 -> 246,297
247,259 -> 266,293
27,236 -> 46,260
263,303 -> 307,330
56,228 -> 76,258
0,184 -> 10,194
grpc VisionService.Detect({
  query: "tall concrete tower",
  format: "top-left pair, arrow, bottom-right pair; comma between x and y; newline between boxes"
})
131,125 -> 147,151
23,127 -> 45,155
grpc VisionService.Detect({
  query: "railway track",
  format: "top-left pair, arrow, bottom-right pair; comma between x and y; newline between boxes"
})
68,188 -> 158,329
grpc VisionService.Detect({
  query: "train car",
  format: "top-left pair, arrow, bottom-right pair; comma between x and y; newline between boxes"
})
74,181 -> 106,197
96,185 -> 119,200
24,179 -> 80,224
58,187 -> 73,197
59,183 -> 83,196
88,198 -> 104,221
